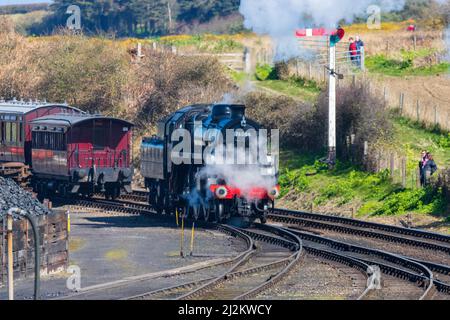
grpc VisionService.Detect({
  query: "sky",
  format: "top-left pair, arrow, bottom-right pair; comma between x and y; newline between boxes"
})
0,0 -> 51,5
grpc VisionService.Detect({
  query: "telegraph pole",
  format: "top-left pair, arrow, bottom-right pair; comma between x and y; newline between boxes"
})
327,43 -> 337,166
295,26 -> 345,168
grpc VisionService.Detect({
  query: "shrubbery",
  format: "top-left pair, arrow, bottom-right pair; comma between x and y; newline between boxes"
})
0,24 -> 233,134
254,63 -> 277,81
244,82 -> 392,163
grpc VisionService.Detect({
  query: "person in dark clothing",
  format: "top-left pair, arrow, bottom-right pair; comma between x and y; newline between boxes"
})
423,154 -> 438,186
419,150 -> 428,186
355,36 -> 364,68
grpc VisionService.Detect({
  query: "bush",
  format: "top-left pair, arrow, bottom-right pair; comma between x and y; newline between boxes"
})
135,49 -> 234,128
255,63 -> 277,81
0,29 -> 234,135
243,92 -> 323,150
37,34 -> 129,114
244,82 -> 391,160
438,133 -> 450,148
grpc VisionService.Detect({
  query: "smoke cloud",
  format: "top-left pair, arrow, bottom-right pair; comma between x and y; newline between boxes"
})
239,0 -> 406,60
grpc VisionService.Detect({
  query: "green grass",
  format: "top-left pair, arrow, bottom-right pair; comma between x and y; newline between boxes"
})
279,150 -> 446,217
152,35 -> 244,53
392,116 -> 450,168
278,116 -> 449,217
228,70 -> 250,85
366,53 -> 450,77
256,79 -> 321,102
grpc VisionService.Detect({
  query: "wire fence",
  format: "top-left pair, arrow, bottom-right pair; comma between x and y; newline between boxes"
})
140,41 -> 449,132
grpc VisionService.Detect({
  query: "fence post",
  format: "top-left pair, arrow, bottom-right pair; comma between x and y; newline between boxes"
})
416,167 -> 422,189
401,157 -> 407,188
416,100 -> 420,122
399,93 -> 404,115
308,62 -> 312,80
360,46 -> 365,71
390,153 -> 395,179
244,48 -> 252,74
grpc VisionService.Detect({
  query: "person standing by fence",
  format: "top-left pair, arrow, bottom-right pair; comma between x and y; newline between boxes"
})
419,150 -> 428,186
420,152 -> 438,186
349,37 -> 358,66
423,153 -> 438,186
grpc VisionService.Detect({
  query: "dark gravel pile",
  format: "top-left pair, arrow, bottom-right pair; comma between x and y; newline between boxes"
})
0,177 -> 52,220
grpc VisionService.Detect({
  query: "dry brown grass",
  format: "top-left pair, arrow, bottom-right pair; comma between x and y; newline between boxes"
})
357,30 -> 446,58
0,21 -> 234,137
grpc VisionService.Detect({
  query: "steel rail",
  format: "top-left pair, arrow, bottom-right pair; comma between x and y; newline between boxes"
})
175,225 -> 257,300
53,198 -> 258,300
271,208 -> 450,245
175,224 -> 305,300
288,228 -> 436,300
268,213 -> 450,254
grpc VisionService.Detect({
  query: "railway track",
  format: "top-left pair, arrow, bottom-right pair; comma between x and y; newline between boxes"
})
53,196 -> 450,300
59,198 -> 372,300
127,225 -> 303,300
56,221 -> 256,300
287,227 -> 448,299
268,209 -> 450,289
56,197 -> 305,300
270,208 -> 450,246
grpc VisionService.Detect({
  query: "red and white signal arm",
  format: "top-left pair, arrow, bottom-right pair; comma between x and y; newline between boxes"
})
296,28 -> 329,37
296,27 -> 345,39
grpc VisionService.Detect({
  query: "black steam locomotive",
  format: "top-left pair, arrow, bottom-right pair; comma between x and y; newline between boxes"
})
141,104 -> 279,223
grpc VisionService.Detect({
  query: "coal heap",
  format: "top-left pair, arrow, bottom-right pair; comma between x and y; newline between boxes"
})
0,177 -> 52,220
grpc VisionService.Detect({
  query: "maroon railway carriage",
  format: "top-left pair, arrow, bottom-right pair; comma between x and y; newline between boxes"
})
29,114 -> 134,199
0,100 -> 80,180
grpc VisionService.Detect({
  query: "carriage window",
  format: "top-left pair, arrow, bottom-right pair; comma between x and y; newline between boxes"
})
32,132 -> 66,151
11,123 -> 17,143
93,122 -> 108,149
5,122 -> 12,143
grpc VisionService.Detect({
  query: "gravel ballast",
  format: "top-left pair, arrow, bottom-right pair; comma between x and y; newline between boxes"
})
0,177 -> 51,220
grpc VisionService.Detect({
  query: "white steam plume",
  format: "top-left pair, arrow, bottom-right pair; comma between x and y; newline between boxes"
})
239,0 -> 405,60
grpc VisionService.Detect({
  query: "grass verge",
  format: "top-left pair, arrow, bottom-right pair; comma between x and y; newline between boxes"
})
279,150 -> 446,217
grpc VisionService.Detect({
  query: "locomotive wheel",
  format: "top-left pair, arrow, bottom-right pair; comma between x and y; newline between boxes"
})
199,205 -> 207,222
182,206 -> 190,219
105,188 -> 112,200
204,205 -> 211,222
216,203 -> 224,222
192,205 -> 201,221
111,187 -> 120,201
209,202 -> 223,223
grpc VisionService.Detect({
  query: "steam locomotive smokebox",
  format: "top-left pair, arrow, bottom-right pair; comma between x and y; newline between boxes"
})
0,177 -> 68,287
0,211 -> 69,287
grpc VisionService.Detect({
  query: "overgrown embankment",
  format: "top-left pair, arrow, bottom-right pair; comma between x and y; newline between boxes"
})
240,63 -> 449,223
0,20 -> 234,136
